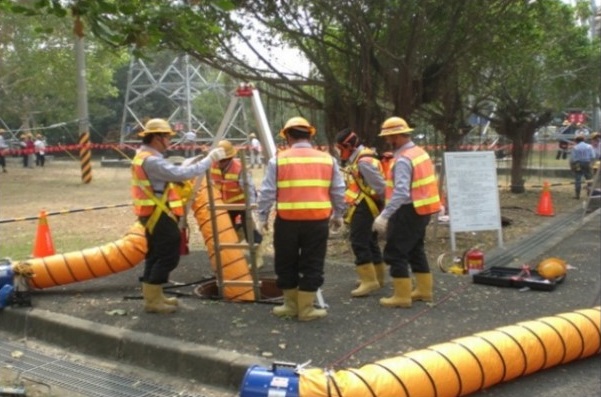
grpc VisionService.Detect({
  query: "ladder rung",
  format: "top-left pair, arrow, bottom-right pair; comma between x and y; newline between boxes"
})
219,242 -> 259,250
213,203 -> 257,211
221,280 -> 262,287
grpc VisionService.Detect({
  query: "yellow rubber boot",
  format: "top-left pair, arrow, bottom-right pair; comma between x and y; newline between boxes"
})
142,283 -> 177,314
297,290 -> 327,321
379,278 -> 412,308
351,263 -> 381,297
161,289 -> 179,306
272,289 -> 298,317
411,272 -> 433,302
374,263 -> 386,287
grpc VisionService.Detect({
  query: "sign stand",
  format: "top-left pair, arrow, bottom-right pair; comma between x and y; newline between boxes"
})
444,151 -> 503,251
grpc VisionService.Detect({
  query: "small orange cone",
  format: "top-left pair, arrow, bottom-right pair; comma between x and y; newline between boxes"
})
32,210 -> 55,257
536,182 -> 555,216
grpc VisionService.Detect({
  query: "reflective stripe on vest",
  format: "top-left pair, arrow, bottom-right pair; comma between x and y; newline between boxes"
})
276,148 -> 334,220
385,146 -> 441,215
131,151 -> 184,217
210,159 -> 245,204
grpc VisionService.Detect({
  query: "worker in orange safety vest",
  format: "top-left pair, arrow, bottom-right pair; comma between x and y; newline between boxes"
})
335,128 -> 386,298
210,140 -> 265,268
372,117 -> 441,308
132,118 -> 226,314
255,117 -> 346,321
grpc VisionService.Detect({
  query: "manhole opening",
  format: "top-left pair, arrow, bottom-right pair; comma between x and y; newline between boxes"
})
194,277 -> 282,302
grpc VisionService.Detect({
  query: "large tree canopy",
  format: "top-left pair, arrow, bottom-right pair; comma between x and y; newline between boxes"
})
2,0 -> 598,171
0,8 -> 128,140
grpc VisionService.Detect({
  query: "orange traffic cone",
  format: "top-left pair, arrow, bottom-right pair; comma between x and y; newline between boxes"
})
32,210 -> 55,257
536,182 -> 555,217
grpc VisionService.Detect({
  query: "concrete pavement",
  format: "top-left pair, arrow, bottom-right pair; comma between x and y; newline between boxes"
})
1,207 -> 599,396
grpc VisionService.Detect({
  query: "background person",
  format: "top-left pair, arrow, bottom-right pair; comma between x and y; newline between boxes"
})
0,129 -> 8,173
34,133 -> 46,167
569,134 -> 596,200
210,139 -> 265,268
248,132 -> 262,168
256,117 -> 346,321
373,117 -> 441,308
181,130 -> 197,158
132,118 -> 226,314
590,132 -> 600,160
335,128 -> 386,297
556,120 -> 575,160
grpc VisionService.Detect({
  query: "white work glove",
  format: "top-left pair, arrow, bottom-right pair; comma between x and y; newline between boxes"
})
181,156 -> 198,167
208,147 -> 226,162
329,216 -> 343,233
372,214 -> 389,236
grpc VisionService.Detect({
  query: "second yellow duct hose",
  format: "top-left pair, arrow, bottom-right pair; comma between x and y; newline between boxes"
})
299,307 -> 600,397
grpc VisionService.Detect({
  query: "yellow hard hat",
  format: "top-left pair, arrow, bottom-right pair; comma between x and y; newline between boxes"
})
249,133 -> 256,138
279,117 -> 316,138
379,117 -> 414,136
536,257 -> 567,280
138,118 -> 175,137
217,140 -> 237,159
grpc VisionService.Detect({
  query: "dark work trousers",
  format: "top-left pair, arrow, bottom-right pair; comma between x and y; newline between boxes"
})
573,161 -> 593,198
273,216 -> 329,292
556,141 -> 569,160
350,200 -> 382,265
228,210 -> 263,244
35,152 -> 45,167
384,204 -> 431,278
141,212 -> 181,284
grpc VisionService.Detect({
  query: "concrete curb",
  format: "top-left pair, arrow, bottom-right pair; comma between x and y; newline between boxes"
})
0,308 -> 269,391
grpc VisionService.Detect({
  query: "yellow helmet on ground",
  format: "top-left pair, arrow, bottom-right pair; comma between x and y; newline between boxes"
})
138,118 -> 175,137
217,140 -> 237,159
279,117 -> 316,138
379,117 -> 414,136
536,257 -> 567,280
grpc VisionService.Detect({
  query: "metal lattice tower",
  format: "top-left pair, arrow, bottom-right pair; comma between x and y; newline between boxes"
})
119,54 -> 227,143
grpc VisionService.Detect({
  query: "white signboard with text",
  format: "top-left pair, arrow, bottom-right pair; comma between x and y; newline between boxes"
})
444,151 -> 503,250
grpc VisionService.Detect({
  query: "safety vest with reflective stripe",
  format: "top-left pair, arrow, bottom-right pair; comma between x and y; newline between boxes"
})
131,151 -> 184,217
343,148 -> 383,221
385,146 -> 441,215
276,147 -> 334,221
344,148 -> 382,204
210,159 -> 245,204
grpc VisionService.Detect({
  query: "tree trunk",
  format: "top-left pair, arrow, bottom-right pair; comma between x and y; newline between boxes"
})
510,141 -> 526,193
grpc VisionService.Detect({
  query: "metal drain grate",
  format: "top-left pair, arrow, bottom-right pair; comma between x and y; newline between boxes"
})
0,339 -> 206,397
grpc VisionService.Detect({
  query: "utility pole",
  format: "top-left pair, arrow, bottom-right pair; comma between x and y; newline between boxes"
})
74,16 -> 92,184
